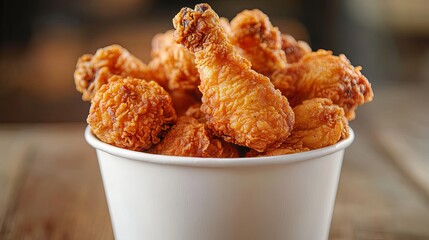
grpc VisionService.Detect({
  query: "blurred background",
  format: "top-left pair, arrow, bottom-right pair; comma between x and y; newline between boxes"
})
1,0 -> 428,122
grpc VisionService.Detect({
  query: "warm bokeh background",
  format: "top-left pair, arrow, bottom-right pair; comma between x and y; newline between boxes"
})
1,0 -> 428,122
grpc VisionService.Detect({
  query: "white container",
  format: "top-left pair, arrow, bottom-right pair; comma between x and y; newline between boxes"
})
85,126 -> 354,240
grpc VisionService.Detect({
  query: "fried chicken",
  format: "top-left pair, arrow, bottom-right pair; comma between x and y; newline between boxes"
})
169,89 -> 201,116
185,103 -> 206,122
219,17 -> 232,38
149,116 -> 239,157
149,30 -> 200,95
173,3 -> 295,152
229,9 -> 287,76
74,44 -> 154,101
271,49 -> 374,120
248,98 -> 348,157
282,98 -> 349,149
145,57 -> 169,90
281,34 -> 311,63
87,76 -> 176,151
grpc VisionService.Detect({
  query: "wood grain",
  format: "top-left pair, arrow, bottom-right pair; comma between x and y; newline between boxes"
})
0,124 -> 113,240
329,85 -> 429,239
330,122 -> 429,239
0,126 -> 33,230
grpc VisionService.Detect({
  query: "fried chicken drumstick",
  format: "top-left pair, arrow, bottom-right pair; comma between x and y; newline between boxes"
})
173,3 -> 295,152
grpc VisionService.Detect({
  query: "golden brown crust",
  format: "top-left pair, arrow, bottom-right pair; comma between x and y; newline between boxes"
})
75,5 -> 373,157
184,103 -> 206,122
271,49 -> 374,120
74,44 -> 153,101
87,76 -> 176,151
250,98 -> 348,157
149,116 -> 239,158
219,17 -> 232,38
145,57 -> 170,90
229,9 -> 287,76
173,4 -> 295,152
280,34 -> 311,63
169,89 -> 201,116
149,30 -> 200,94
283,98 -> 349,149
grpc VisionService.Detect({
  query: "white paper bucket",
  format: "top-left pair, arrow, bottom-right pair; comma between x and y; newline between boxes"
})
85,126 -> 354,240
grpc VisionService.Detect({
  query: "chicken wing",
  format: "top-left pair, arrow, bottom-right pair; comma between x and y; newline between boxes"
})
271,49 -> 374,120
87,76 -> 176,151
149,116 -> 239,158
229,9 -> 287,76
173,3 -> 294,152
74,44 -> 154,101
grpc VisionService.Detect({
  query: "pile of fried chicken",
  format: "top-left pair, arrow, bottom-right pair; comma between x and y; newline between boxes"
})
75,3 -> 373,157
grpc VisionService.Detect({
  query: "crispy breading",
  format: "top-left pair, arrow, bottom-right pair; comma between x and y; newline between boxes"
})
229,9 -> 287,76
280,34 -> 311,63
87,76 -> 176,151
184,103 -> 206,122
149,30 -> 200,94
173,3 -> 294,152
149,116 -> 239,158
74,44 -> 153,101
271,50 -> 374,120
283,98 -> 349,149
169,89 -> 201,116
248,98 -> 348,156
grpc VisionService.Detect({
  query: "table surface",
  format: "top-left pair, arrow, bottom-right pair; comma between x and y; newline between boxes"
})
1,85 -> 429,240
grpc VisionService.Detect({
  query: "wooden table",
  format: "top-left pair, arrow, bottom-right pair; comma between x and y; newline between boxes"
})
1,86 -> 429,239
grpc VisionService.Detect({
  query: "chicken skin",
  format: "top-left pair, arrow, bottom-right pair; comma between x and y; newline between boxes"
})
271,50 -> 374,120
247,98 -> 348,157
219,17 -> 233,38
173,3 -> 295,152
169,89 -> 201,116
282,98 -> 349,149
281,34 -> 311,63
74,44 -> 153,101
149,30 -> 200,94
185,103 -> 206,123
87,76 -> 176,151
229,9 -> 287,76
149,116 -> 239,158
